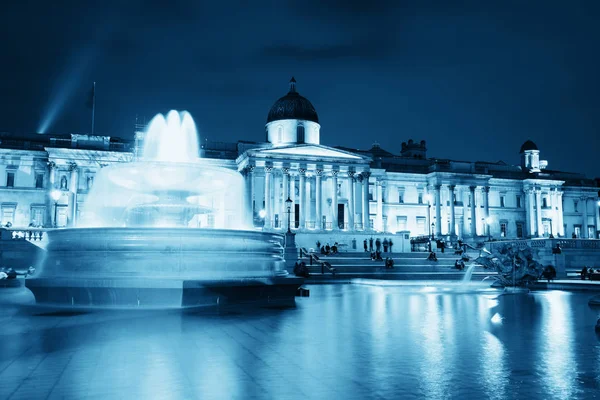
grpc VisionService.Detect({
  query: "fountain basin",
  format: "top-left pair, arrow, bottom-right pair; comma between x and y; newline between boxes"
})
26,228 -> 302,309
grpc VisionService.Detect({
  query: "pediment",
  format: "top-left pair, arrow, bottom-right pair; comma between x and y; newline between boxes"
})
256,144 -> 364,160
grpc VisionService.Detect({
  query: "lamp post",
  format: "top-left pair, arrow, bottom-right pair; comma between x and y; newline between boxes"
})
485,216 -> 493,242
285,196 -> 293,233
50,189 -> 61,228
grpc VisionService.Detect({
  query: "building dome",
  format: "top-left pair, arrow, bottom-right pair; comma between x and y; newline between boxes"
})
520,140 -> 538,153
266,77 -> 319,124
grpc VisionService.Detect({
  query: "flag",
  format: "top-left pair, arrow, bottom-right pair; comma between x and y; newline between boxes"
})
85,84 -> 95,109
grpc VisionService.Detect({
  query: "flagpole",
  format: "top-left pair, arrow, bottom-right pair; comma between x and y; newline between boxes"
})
91,82 -> 96,135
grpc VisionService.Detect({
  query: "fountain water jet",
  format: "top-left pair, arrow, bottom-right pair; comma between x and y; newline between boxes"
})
26,111 -> 302,310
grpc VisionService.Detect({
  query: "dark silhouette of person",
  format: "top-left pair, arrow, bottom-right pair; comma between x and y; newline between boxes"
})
325,244 -> 331,254
438,240 -> 445,253
375,238 -> 381,252
369,237 -> 374,252
383,238 -> 389,252
389,239 -> 393,253
572,232 -> 577,238
428,252 -> 438,262
581,267 -> 588,280
364,239 -> 368,252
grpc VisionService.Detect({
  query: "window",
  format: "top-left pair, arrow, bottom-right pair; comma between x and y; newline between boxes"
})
516,222 -> 524,238
397,216 -> 407,231
500,195 -> 505,208
516,195 -> 522,208
35,173 -> 44,189
369,186 -> 373,201
500,222 -> 507,237
30,206 -> 45,227
574,200 -> 578,212
87,176 -> 94,190
297,124 -> 305,143
6,172 -> 15,187
416,216 -> 426,235
398,188 -> 405,203
417,193 -> 423,204
574,225 -> 581,238
1,203 -> 16,226
369,218 -> 374,229
542,197 -> 548,208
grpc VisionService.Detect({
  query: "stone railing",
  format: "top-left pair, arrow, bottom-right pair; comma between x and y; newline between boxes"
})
487,238 -> 600,252
0,228 -> 50,242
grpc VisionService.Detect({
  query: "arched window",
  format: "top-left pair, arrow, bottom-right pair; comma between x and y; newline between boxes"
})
297,124 -> 305,144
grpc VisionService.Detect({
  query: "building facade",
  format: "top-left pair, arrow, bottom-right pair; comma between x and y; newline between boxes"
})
1,78 -> 599,240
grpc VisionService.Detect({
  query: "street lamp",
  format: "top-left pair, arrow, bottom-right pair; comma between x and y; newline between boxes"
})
285,196 -> 293,233
485,216 -> 493,242
50,189 -> 61,228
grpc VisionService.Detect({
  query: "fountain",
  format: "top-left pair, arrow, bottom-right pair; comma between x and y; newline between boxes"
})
26,111 -> 302,310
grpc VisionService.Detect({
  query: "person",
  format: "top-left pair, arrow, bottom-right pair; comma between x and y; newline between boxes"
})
572,232 -> 577,238
325,244 -> 331,254
316,240 -> 321,250
385,258 -> 395,269
383,238 -> 389,252
376,250 -> 383,261
389,239 -> 393,253
543,265 -> 556,282
321,246 -> 326,255
427,252 -> 438,262
549,233 -> 554,239
454,259 -> 465,271
331,243 -> 338,254
375,238 -> 381,252
369,237 -> 374,252
438,240 -> 445,253
581,266 -> 588,280
0,267 -> 17,279
364,239 -> 368,252
370,251 -> 376,261
293,261 -> 310,278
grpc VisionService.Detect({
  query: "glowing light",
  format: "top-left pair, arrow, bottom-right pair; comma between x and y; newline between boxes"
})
258,209 -> 267,219
486,216 -> 493,224
50,190 -> 62,201
491,313 -> 503,324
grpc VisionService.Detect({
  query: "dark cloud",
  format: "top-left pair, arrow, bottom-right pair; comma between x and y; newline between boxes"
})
259,39 -> 394,62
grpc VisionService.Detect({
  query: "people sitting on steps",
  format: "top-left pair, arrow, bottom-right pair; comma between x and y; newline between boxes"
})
542,265 -> 557,282
385,257 -> 394,269
293,261 -> 310,278
427,252 -> 438,262
454,259 -> 465,271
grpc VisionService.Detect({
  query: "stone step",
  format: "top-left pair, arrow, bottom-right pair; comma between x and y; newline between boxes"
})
305,271 -> 497,281
307,265 -> 484,274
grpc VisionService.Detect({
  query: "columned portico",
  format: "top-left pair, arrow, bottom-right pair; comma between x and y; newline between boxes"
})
376,180 -> 384,231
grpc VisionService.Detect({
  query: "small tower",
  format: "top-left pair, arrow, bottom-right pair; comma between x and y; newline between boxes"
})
520,140 -> 547,173
400,139 -> 427,159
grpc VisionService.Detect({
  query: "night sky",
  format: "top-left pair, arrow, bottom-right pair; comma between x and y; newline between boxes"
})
1,1 -> 598,177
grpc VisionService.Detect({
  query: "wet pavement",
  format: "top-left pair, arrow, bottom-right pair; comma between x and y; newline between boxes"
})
1,284 -> 600,399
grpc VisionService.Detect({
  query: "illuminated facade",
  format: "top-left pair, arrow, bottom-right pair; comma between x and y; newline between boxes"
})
1,78 -> 599,241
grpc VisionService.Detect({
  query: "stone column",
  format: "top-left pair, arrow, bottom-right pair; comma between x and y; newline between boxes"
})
362,172 -> 370,230
247,165 -> 255,226
290,173 -> 296,229
376,180 -> 383,231
299,168 -> 306,229
595,196 -> 600,239
526,189 -> 535,237
557,191 -> 564,237
582,197 -> 589,238
46,161 -> 57,227
282,167 -> 289,229
305,174 -> 312,228
550,188 -> 557,236
448,185 -> 456,237
483,186 -> 490,237
332,169 -> 339,229
315,169 -> 323,230
462,189 -> 469,236
348,171 -> 355,231
273,172 -> 281,228
435,185 -> 442,236
469,186 -> 477,236
535,189 -> 542,237
264,166 -> 272,229
68,163 -> 79,227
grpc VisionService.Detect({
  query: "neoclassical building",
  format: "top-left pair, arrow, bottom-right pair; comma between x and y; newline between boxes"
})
1,78 -> 599,243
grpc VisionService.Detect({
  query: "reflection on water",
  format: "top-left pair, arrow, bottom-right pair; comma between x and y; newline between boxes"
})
1,286 -> 600,399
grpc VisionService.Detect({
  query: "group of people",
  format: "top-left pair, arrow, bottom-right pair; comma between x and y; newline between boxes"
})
581,267 -> 599,280
363,237 -> 394,253
293,261 -> 310,278
316,241 -> 339,255
0,266 -> 34,280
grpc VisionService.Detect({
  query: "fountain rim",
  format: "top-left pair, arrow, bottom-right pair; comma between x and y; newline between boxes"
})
46,227 -> 285,239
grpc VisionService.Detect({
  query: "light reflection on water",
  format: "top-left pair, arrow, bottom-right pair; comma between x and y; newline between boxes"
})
1,285 -> 600,399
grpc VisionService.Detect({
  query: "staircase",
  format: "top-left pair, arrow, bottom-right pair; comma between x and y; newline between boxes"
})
298,250 -> 498,282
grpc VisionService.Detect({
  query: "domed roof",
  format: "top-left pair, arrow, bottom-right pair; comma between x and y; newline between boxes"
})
520,140 -> 538,153
267,77 -> 319,124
